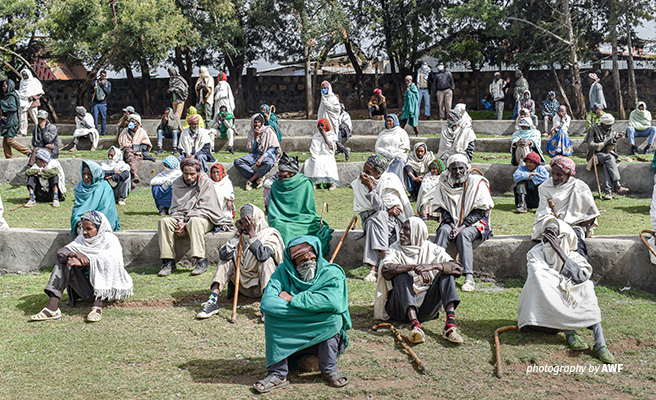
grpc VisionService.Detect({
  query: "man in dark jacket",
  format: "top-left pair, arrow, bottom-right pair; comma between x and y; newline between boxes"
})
432,62 -> 455,120
29,110 -> 59,165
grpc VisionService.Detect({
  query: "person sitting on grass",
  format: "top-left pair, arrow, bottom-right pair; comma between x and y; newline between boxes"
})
432,154 -> 494,292
234,114 -> 280,190
209,105 -> 237,154
70,106 -> 98,152
100,146 -> 131,206
267,152 -> 333,256
416,159 -> 446,219
255,236 -> 351,393
157,158 -> 234,277
70,161 -> 120,235
209,163 -> 235,221
513,152 -> 549,213
404,142 -> 435,202
352,154 -> 413,283
117,113 -> 155,189
375,217 -> 464,344
518,219 -> 615,364
197,204 -> 284,319
25,149 -> 66,208
150,155 -> 182,216
30,210 -> 133,323
532,156 -> 599,259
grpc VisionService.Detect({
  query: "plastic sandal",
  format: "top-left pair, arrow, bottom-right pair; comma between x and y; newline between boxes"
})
408,326 -> 426,344
363,271 -> 377,282
86,306 -> 102,322
321,371 -> 349,388
565,332 -> 588,351
253,374 -> 290,393
595,346 -> 616,364
461,280 -> 475,292
443,326 -> 464,344
30,307 -> 62,321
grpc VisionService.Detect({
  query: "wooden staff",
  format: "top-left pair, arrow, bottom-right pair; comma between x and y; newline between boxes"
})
592,155 -> 603,198
547,199 -> 557,216
319,202 -> 328,228
230,235 -> 243,323
373,322 -> 425,372
639,229 -> 656,259
494,325 -> 518,378
10,202 -> 27,211
329,216 -> 357,263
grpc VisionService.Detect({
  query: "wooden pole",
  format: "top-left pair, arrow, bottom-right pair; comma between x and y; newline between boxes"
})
329,216 -> 357,263
494,325 -> 518,378
639,230 -> 656,259
373,323 -> 425,372
230,235 -> 243,323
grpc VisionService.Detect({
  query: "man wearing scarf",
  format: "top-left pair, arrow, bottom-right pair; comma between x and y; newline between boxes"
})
532,156 -> 599,259
17,68 -> 44,137
90,70 -> 111,136
234,114 -> 280,190
416,61 -> 432,120
197,203 -> 284,319
400,76 -> 420,136
179,113 -> 215,172
25,148 -> 66,208
118,113 -> 155,188
29,110 -> 59,165
519,219 -> 615,364
210,105 -> 237,154
336,103 -> 352,161
70,106 -> 99,152
437,108 -> 476,162
352,154 -> 414,282
513,152 -> 549,213
404,142 -> 435,202
584,113 -> 629,200
1,79 -> 31,158
432,154 -> 494,292
213,72 -> 235,116
195,66 -> 214,123
542,91 -> 560,133
254,236 -> 351,393
587,73 -> 606,112
100,146 -> 131,206
511,118 -> 545,166
375,217 -> 463,344
512,70 -> 529,120
30,210 -> 133,323
156,107 -> 180,155
268,153 -> 333,255
627,101 -> 655,155
71,161 -> 120,234
167,66 -> 189,131
158,158 -> 234,277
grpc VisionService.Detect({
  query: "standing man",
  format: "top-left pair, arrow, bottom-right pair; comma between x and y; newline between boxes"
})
195,67 -> 214,124
416,61 -> 432,120
433,61 -> 455,120
587,73 -> 606,113
400,76 -> 420,137
90,70 -> 111,136
1,80 -> 31,159
489,72 -> 509,120
512,70 -> 529,120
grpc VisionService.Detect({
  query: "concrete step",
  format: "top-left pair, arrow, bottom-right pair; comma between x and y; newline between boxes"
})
1,228 -> 654,294
1,158 -> 653,195
25,118 -> 648,137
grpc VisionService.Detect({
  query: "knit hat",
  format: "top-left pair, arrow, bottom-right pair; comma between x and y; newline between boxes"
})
35,148 -> 51,163
600,113 -> 614,125
36,110 -> 49,120
162,155 -> 180,169
365,154 -> 388,174
523,152 -> 541,165
550,156 -> 576,176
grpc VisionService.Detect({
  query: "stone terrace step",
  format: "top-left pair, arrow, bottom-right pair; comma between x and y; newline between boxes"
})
1,158 -> 653,195
1,228 -> 654,294
25,118 -> 646,137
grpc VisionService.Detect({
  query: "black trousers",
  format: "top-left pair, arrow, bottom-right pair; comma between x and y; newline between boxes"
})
514,180 -> 540,209
27,175 -> 60,202
385,272 -> 460,323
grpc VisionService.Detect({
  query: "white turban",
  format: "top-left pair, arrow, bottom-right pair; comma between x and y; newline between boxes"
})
446,153 -> 470,168
600,113 -> 615,125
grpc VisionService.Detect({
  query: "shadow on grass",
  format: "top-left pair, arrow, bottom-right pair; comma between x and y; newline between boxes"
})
123,210 -> 160,216
179,358 -> 265,384
16,292 -> 95,318
614,205 -> 650,214
603,284 -> 656,302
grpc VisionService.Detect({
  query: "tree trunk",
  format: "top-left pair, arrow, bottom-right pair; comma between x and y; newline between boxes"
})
174,46 -> 194,111
304,44 -> 314,119
139,60 -> 154,116
124,66 -> 146,115
344,40 -> 365,109
610,14 -> 625,119
551,64 -> 572,114
226,53 -> 245,118
562,0 -> 586,118
625,14 -> 638,109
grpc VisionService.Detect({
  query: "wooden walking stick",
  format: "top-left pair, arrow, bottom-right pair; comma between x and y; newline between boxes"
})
329,215 -> 358,263
10,202 -> 28,211
373,323 -> 425,372
592,155 -> 603,198
319,202 -> 328,228
230,235 -> 243,323
494,325 -> 518,378
639,229 -> 656,259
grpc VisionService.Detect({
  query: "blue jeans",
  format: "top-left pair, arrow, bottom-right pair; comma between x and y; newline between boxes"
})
152,185 -> 173,212
92,102 -> 107,135
234,151 -> 276,180
418,88 -> 430,116
512,100 -> 519,120
157,129 -> 180,149
626,126 -> 656,145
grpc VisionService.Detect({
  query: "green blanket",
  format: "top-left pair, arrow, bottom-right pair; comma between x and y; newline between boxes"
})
400,83 -> 419,127
267,173 -> 333,256
260,235 -> 351,367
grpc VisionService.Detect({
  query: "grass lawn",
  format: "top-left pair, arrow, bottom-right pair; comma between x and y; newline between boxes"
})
0,269 -> 654,399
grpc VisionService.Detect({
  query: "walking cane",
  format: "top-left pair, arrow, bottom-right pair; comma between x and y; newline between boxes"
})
592,155 -> 603,198
230,234 -> 243,323
329,215 -> 358,263
10,202 -> 27,211
373,323 -> 425,372
494,325 -> 518,378
639,229 -> 656,259
319,202 -> 328,228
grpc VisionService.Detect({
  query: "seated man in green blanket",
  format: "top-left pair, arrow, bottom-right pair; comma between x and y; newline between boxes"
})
267,153 -> 333,256
254,236 -> 351,393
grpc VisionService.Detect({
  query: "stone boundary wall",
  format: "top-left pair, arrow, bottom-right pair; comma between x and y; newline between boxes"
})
42,69 -> 656,118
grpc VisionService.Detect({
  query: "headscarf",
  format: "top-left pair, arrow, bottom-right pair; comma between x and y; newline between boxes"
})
446,109 -> 461,128
376,113 -> 409,162
600,113 -> 615,125
71,161 -> 120,234
210,162 -> 227,182
80,209 -> 103,229
100,146 -> 130,173
318,82 -> 340,141
168,66 -> 189,100
518,117 -> 531,128
385,113 -> 400,127
548,91 -> 555,97
373,88 -> 382,96
247,113 -> 281,160
446,153 -> 469,168
366,154 -> 388,174
289,241 -> 314,261
523,152 -> 541,165
550,156 -> 576,175
35,148 -> 51,163
218,72 -> 227,81
163,155 -> 180,169
431,159 -> 446,174
405,142 -> 435,175
186,113 -> 200,125
317,118 -> 331,131
629,101 -> 652,131
278,152 -> 300,173
588,73 -> 599,82
180,157 -> 202,172
516,69 -> 523,77
210,162 -> 234,216
76,106 -> 86,116
17,69 -> 44,103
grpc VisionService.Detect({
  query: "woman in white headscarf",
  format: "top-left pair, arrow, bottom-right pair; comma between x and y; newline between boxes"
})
17,69 -> 44,136
437,105 -> 476,162
375,113 -> 410,183
404,142 -> 435,201
100,146 -> 131,205
305,81 -> 341,189
317,80 -> 341,139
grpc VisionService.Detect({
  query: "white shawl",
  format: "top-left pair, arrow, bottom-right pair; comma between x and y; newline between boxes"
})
150,167 -> 182,188
518,221 -> 601,330
431,173 -> 494,223
213,176 -> 235,216
74,113 -> 98,137
532,177 -> 599,240
213,80 -> 235,115
37,159 -> 67,195
178,127 -> 212,156
101,146 -> 131,173
17,69 -> 44,109
0,194 -> 9,231
374,217 -> 453,320
416,172 -> 441,216
352,172 -> 413,221
437,105 -> 476,160
304,127 -> 339,184
317,82 -> 341,139
65,212 -> 133,301
375,126 -> 410,162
